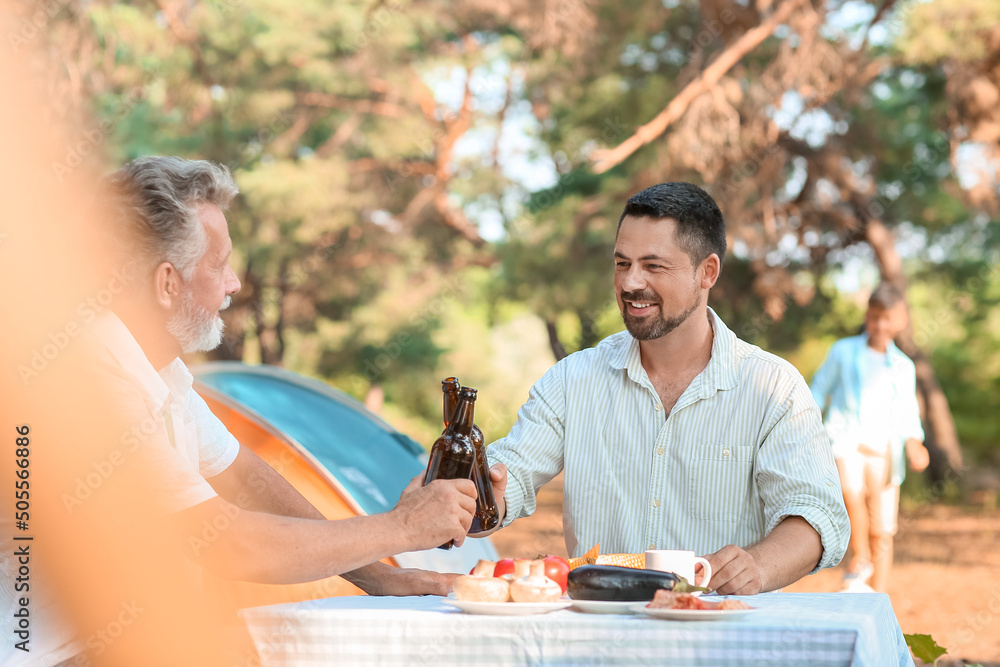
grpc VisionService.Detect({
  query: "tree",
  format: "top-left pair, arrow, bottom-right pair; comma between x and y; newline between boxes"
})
28,0 -> 999,466
28,0 -> 497,402
483,0 -> 1000,477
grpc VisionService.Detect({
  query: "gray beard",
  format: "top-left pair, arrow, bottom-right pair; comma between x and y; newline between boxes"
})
167,293 -> 229,353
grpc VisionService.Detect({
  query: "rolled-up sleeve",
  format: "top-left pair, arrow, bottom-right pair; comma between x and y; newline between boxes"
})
106,384 -> 220,515
756,376 -> 851,572
186,390 -> 241,478
487,363 -> 567,527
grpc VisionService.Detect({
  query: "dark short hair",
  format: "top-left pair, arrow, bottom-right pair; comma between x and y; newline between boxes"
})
617,182 -> 726,267
868,282 -> 906,310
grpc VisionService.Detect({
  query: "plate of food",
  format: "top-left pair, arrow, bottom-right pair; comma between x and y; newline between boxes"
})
631,590 -> 756,621
445,557 -> 571,615
442,598 -> 572,616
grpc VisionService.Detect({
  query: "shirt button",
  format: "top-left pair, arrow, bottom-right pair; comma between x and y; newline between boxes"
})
648,543 -> 656,550
652,499 -> 660,508
656,447 -> 665,456
655,402 -> 663,411
722,447 -> 731,458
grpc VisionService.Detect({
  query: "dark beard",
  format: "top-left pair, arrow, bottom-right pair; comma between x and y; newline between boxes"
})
621,290 -> 701,341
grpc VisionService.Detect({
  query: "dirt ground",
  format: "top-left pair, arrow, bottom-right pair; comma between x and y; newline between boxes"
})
490,473 -> 1000,666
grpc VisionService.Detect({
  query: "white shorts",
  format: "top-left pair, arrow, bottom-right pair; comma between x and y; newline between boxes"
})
836,444 -> 899,536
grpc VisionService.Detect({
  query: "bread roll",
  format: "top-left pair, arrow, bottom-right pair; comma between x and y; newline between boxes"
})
509,562 -> 562,603
453,574 -> 510,603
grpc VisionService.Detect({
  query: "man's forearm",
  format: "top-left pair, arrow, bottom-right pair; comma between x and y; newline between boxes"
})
207,447 -> 397,587
214,459 -> 396,588
187,466 -> 478,587
746,516 -> 823,592
184,500 -> 413,584
202,446 -> 474,591
207,445 -> 325,519
202,447 -> 423,589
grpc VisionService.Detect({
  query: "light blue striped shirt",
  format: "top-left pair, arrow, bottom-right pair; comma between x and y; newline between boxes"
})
488,308 -> 849,571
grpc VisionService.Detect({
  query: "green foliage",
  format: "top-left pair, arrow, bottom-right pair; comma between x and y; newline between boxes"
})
904,633 -> 947,665
899,0 -> 1000,64
908,233 -> 1000,466
59,0 -> 999,452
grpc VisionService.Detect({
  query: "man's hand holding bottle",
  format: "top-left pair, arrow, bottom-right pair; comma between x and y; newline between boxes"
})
392,474 -> 477,549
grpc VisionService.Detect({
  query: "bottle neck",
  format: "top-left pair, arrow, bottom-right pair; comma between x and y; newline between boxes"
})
450,396 -> 475,437
442,379 -> 461,428
443,390 -> 460,428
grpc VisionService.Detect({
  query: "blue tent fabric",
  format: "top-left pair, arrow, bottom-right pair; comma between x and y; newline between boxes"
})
194,363 -> 426,516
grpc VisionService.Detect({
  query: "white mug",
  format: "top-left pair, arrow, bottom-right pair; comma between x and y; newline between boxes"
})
644,549 -> 713,590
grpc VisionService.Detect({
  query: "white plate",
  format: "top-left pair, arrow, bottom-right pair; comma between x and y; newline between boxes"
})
569,599 -> 645,614
442,599 -> 572,616
630,603 -> 757,621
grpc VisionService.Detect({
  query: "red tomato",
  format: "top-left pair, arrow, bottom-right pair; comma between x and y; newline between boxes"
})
493,558 -> 516,577
542,555 -> 570,593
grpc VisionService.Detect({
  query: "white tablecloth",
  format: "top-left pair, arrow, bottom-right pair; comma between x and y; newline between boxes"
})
239,592 -> 914,667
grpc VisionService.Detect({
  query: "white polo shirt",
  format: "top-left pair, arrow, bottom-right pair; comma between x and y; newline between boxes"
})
89,312 -> 240,512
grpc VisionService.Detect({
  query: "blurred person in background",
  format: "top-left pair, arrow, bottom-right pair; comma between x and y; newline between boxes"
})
810,282 -> 929,592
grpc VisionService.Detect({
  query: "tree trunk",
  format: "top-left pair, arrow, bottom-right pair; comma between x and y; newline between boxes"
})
272,260 -> 289,364
545,319 -> 567,362
865,220 -> 963,479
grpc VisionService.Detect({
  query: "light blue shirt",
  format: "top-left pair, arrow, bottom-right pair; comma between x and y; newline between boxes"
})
810,334 -> 924,485
488,309 -> 849,572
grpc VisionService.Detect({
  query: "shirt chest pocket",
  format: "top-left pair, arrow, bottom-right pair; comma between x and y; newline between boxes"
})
688,444 -> 755,522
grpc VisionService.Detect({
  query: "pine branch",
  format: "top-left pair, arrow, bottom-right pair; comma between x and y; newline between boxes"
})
590,0 -> 804,174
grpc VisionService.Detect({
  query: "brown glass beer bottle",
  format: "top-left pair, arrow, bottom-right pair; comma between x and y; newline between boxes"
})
424,386 -> 477,549
440,380 -> 500,533
464,389 -> 500,533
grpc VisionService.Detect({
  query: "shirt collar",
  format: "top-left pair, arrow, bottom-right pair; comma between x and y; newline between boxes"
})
858,332 -> 902,366
702,307 -> 740,393
90,312 -> 179,414
608,328 -> 642,381
159,357 -> 195,399
608,307 -> 740,395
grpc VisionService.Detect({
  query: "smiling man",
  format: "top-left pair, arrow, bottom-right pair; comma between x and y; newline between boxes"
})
482,182 -> 850,595
8,157 -> 480,667
83,157 -> 477,585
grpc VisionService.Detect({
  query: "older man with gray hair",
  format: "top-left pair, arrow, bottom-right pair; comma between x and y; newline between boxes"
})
8,156 -> 477,667
91,156 -> 476,583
